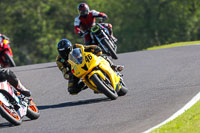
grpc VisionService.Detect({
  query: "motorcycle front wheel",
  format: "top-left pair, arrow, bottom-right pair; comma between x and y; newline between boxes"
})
3,53 -> 16,67
91,74 -> 118,100
117,79 -> 128,96
26,100 -> 40,120
101,39 -> 118,60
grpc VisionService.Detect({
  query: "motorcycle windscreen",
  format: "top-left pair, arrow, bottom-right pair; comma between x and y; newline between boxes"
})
72,48 -> 83,64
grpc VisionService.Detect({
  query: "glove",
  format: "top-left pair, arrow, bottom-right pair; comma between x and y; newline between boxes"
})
102,14 -> 108,20
93,47 -> 102,56
78,31 -> 84,37
62,67 -> 70,80
63,73 -> 69,80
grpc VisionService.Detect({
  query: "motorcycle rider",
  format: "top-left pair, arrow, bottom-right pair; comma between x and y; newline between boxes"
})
0,68 -> 31,97
0,33 -> 9,40
0,34 -> 30,96
74,3 -> 117,45
56,39 -> 123,95
0,33 -> 10,47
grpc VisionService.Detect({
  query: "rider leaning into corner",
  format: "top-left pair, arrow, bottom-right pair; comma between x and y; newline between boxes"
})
0,34 -> 31,97
74,3 -> 117,45
0,33 -> 9,40
56,39 -> 123,95
0,33 -> 10,47
0,67 -> 31,97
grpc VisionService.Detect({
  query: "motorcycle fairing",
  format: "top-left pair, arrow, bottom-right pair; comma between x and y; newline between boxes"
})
0,81 -> 27,118
68,45 -> 122,92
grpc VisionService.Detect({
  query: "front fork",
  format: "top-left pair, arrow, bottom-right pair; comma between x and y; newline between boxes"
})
15,94 -> 28,118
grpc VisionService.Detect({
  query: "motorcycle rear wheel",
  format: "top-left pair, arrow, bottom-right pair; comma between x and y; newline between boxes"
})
91,74 -> 118,100
0,93 -> 22,125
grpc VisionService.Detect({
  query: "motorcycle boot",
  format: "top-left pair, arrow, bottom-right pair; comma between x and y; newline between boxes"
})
111,35 -> 118,43
16,80 -> 31,97
93,90 -> 100,94
111,65 -> 124,72
68,77 -> 87,95
102,56 -> 124,72
108,25 -> 117,43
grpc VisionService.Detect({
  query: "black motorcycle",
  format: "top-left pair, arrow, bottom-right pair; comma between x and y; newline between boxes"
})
82,19 -> 118,59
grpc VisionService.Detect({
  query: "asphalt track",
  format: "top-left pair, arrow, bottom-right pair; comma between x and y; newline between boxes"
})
1,45 -> 200,133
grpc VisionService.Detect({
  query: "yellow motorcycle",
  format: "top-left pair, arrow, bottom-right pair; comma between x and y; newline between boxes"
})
68,45 -> 128,100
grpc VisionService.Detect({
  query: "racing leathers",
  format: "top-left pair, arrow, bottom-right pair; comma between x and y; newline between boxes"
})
0,34 -> 9,40
74,10 -> 115,45
0,68 -> 31,97
56,44 -> 123,95
56,44 -> 102,94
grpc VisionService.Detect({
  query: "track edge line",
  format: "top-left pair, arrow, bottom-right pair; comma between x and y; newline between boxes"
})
143,91 -> 200,133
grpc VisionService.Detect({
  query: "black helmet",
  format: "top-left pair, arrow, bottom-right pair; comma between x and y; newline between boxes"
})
78,3 -> 90,17
57,39 -> 72,60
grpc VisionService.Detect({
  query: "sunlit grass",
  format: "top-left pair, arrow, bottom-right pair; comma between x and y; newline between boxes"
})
146,41 -> 200,50
147,41 -> 200,133
150,100 -> 200,133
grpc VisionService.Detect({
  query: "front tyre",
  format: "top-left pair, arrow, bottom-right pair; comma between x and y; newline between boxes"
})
117,80 -> 128,96
91,74 -> 118,100
118,86 -> 128,96
26,100 -> 40,120
101,39 -> 118,59
4,53 -> 16,67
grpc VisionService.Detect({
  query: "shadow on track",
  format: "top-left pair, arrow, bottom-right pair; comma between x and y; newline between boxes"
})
37,97 -> 109,110
0,122 -> 14,128
0,119 -> 32,128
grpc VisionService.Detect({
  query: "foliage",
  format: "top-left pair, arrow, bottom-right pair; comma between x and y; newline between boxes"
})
0,0 -> 200,65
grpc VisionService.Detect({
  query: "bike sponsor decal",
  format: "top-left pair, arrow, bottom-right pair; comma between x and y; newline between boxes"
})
91,25 -> 100,33
72,65 -> 78,73
61,58 -> 65,63
99,57 -> 103,60
76,72 -> 80,75
73,65 -> 78,71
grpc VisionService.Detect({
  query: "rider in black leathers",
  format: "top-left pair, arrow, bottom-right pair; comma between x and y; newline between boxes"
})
0,67 -> 31,97
56,39 -> 123,95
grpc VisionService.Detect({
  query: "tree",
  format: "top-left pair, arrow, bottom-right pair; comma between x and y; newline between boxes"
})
0,0 -> 200,65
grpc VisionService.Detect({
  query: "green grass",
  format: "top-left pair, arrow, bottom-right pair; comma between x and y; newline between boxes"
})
147,41 -> 200,133
146,41 -> 200,50
150,100 -> 200,133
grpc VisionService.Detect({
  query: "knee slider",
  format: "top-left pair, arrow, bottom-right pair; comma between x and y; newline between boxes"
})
68,87 -> 79,95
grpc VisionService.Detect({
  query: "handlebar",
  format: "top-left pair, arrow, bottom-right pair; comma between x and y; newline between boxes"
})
79,17 -> 106,37
79,30 -> 90,38
98,18 -> 106,23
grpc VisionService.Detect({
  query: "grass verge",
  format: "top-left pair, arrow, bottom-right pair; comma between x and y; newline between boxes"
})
150,100 -> 200,133
146,41 -> 200,50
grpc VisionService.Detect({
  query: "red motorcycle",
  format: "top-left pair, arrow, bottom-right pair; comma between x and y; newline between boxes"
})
0,37 -> 16,67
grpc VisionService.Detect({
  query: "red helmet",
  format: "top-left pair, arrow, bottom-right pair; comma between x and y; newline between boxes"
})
78,3 -> 90,17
